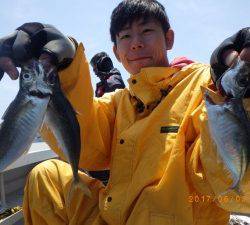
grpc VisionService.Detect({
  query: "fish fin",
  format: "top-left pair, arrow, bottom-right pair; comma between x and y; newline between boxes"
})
66,179 -> 74,207
218,175 -> 243,197
203,88 -> 226,104
66,178 -> 92,206
232,186 -> 243,196
204,91 -> 215,104
229,179 -> 242,195
2,100 -> 15,120
75,179 -> 92,198
2,93 -> 31,120
219,185 -> 243,197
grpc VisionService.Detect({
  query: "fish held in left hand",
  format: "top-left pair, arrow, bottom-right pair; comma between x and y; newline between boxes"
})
0,60 -> 52,171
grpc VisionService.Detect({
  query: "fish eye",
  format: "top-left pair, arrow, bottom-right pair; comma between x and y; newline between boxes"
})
23,73 -> 32,80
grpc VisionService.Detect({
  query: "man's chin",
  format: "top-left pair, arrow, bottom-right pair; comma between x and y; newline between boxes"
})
132,64 -> 154,74
128,66 -> 148,75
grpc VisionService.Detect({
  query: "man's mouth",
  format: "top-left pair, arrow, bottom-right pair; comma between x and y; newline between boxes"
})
128,57 -> 152,62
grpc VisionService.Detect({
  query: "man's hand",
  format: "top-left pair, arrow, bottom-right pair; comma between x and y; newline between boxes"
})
239,47 -> 250,62
39,53 -> 56,74
210,27 -> 250,83
0,22 -> 76,80
0,57 -> 19,80
222,47 -> 250,67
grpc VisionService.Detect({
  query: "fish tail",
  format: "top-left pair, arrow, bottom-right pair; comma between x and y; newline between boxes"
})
218,181 -> 243,197
74,176 -> 92,198
233,186 -> 243,196
227,147 -> 247,196
66,175 -> 92,206
66,179 -> 74,207
219,186 -> 243,197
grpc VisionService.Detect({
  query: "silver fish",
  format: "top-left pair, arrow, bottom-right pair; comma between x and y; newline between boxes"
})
44,72 -> 91,200
0,60 -> 52,171
205,93 -> 250,193
220,58 -> 250,98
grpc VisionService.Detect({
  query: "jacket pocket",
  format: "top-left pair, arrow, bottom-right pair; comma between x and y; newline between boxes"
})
150,213 -> 175,225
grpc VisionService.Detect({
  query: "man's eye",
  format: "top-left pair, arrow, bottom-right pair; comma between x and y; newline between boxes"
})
120,34 -> 130,40
143,29 -> 154,33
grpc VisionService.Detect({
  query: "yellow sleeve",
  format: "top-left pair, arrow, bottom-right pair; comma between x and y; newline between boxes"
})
186,87 -> 250,214
40,43 -> 121,170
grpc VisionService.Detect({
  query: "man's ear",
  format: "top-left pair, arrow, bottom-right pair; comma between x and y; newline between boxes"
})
165,28 -> 174,50
113,45 -> 121,62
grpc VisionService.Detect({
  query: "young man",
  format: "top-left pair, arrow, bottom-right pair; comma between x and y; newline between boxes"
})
90,52 -> 125,97
0,1 -> 250,225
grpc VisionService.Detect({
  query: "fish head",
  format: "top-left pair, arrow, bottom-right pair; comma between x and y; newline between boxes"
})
220,58 -> 250,98
20,59 -> 54,97
235,60 -> 250,87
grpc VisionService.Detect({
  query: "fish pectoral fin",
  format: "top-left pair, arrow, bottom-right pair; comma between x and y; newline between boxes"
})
201,86 -> 226,104
204,91 -> 215,105
2,94 -> 31,121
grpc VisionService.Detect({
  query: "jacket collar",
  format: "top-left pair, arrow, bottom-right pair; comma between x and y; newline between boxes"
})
128,67 -> 182,108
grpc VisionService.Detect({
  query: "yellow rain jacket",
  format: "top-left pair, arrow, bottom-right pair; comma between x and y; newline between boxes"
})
23,44 -> 250,225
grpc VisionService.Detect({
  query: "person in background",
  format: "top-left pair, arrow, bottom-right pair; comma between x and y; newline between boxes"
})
90,52 -> 126,184
90,52 -> 125,97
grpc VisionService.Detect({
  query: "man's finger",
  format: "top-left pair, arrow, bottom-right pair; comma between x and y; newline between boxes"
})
39,53 -> 56,74
240,47 -> 250,62
0,57 -> 19,80
222,49 -> 239,67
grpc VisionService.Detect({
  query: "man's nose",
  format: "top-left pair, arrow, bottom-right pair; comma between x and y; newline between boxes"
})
131,35 -> 144,50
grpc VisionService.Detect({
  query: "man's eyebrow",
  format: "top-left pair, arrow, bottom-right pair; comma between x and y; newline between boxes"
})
119,20 -> 153,34
119,25 -> 131,33
138,20 -> 152,26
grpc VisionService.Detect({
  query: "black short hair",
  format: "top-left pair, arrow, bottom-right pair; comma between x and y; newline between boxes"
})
90,52 -> 114,72
110,0 -> 170,45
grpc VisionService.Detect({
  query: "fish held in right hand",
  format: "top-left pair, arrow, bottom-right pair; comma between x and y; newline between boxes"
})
220,58 -> 250,98
43,72 -> 91,201
205,92 -> 250,194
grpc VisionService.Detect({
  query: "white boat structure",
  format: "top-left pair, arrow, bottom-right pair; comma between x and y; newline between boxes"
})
0,141 -> 57,225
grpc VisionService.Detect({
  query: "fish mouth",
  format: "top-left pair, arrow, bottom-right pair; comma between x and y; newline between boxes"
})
29,90 -> 51,98
236,76 -> 250,87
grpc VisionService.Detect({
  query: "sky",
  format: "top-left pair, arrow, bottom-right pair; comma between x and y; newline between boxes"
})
0,0 -> 250,117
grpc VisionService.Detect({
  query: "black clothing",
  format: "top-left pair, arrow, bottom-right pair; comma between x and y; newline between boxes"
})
95,68 -> 125,97
210,27 -> 250,83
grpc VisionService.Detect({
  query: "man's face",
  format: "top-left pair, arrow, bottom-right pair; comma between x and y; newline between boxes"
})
113,18 -> 174,75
